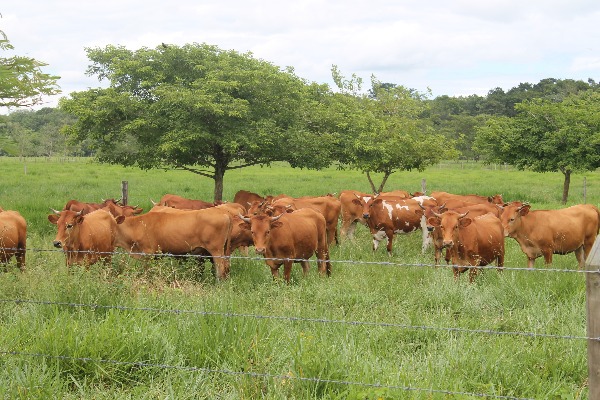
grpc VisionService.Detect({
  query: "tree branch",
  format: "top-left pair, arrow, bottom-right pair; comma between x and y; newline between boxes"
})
174,165 -> 214,179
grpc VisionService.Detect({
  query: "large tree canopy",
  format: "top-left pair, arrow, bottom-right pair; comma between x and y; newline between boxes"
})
332,69 -> 457,193
0,29 -> 60,108
60,43 -> 335,200
475,90 -> 600,203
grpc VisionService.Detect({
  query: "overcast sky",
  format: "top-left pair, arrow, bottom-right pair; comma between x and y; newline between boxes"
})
3,1 -> 600,110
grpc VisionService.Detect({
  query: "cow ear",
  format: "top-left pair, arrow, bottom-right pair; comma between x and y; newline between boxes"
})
352,199 -> 361,206
115,215 -> 126,224
459,218 -> 472,228
48,214 -> 59,224
74,215 -> 85,225
271,221 -> 283,229
519,205 -> 531,216
414,209 -> 424,217
238,221 -> 250,230
427,217 -> 441,227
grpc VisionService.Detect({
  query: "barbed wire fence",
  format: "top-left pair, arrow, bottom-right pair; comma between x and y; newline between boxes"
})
1,244 -> 598,399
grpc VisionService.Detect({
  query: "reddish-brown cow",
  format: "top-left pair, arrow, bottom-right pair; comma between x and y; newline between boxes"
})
233,190 -> 264,213
430,191 -> 504,206
428,211 -> 505,282
113,208 -> 232,279
48,209 -> 118,267
239,208 -> 331,282
500,203 -> 600,269
158,194 -> 221,210
420,203 -> 503,266
268,195 -> 341,246
338,190 -> 371,239
0,207 -> 26,271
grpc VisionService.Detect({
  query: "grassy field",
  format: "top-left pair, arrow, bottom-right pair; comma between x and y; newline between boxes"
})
0,157 -> 598,399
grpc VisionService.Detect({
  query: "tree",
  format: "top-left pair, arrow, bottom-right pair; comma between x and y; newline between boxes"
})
475,91 -> 600,204
333,70 -> 457,193
60,43 -> 335,201
0,28 -> 60,108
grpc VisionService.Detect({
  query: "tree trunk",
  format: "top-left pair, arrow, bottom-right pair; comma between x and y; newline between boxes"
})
366,171 -> 377,193
377,172 -> 391,194
213,162 -> 226,202
562,169 -> 571,205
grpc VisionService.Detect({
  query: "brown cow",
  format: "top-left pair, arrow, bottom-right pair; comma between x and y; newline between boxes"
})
0,207 -> 27,271
358,194 -> 436,254
379,190 -> 411,198
158,194 -> 221,210
430,191 -> 504,206
113,208 -> 232,280
48,208 -> 118,267
338,190 -> 370,239
359,196 -> 426,256
268,195 -> 341,246
428,211 -> 505,282
64,198 -> 142,217
420,203 -> 503,266
239,208 -> 331,283
500,203 -> 600,269
233,190 -> 264,213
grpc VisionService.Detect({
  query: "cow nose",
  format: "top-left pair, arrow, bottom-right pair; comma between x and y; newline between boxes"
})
255,247 -> 266,255
362,213 -> 370,219
53,241 -> 62,248
442,240 -> 453,248
427,226 -> 434,232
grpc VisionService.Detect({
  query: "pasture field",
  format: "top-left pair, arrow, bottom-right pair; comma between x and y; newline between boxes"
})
0,157 -> 599,399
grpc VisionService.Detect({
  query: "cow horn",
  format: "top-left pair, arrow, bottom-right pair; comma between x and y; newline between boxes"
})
76,210 -> 84,216
50,208 -> 61,215
150,199 -> 158,206
418,203 -> 425,210
458,211 -> 469,219
238,213 -> 251,223
432,210 -> 444,218
270,213 -> 285,222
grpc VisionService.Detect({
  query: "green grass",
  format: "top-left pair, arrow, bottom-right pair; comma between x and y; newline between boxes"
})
0,157 -> 598,399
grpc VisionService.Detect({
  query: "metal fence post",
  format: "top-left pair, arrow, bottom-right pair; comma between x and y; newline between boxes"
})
586,234 -> 600,399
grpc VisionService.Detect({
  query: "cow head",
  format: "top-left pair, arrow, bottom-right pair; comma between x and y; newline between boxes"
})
354,193 -> 376,219
48,209 -> 85,249
499,202 -> 530,237
238,213 -> 284,255
427,210 -> 470,249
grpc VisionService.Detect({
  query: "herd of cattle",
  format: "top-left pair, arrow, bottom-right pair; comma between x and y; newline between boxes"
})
0,189 -> 599,282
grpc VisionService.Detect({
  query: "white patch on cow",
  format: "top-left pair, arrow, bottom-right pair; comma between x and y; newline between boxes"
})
394,203 -> 409,211
373,230 -> 387,241
362,196 -> 372,203
412,195 -> 434,205
382,201 -> 394,220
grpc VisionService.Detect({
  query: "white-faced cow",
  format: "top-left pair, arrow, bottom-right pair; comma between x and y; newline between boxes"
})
428,211 -> 505,282
48,208 -> 118,267
0,207 -> 27,271
238,208 -> 331,283
500,203 -> 600,269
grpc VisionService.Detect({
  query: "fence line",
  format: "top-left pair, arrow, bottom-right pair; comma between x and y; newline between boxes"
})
0,350 -> 534,400
2,246 -> 593,275
0,297 -> 591,342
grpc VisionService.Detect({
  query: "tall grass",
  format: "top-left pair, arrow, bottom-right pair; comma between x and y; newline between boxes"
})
0,157 -> 598,399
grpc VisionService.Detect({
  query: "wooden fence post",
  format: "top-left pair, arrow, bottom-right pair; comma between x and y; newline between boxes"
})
121,181 -> 129,206
586,234 -> 600,399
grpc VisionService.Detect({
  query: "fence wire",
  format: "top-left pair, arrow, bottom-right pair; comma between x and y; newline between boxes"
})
0,350 -> 535,400
3,246 -> 598,275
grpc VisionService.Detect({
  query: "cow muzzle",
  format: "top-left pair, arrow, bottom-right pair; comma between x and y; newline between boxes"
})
427,226 -> 434,232
442,240 -> 453,248
53,240 -> 62,249
362,213 -> 370,219
255,247 -> 266,255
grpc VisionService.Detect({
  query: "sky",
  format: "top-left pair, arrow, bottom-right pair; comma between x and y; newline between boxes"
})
2,0 -> 600,110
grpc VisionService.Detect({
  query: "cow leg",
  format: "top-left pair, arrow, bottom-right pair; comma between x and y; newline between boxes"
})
385,230 -> 394,257
542,250 -> 553,268
15,248 -> 26,272
316,249 -> 331,277
527,257 -> 537,269
300,260 -> 310,276
283,260 -> 294,283
341,220 -> 357,240
574,246 -> 585,269
371,230 -> 387,253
